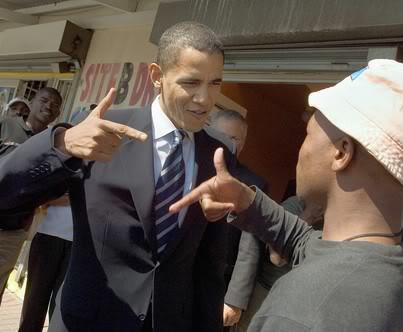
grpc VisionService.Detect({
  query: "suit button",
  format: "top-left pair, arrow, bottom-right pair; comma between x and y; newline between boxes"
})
138,314 -> 146,321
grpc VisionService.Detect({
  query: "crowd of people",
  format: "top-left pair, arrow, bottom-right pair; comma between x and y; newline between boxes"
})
0,21 -> 402,332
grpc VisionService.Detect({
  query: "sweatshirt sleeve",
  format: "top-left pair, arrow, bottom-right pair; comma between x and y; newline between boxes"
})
228,187 -> 313,265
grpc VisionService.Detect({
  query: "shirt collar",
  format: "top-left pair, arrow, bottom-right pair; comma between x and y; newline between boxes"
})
151,95 -> 194,142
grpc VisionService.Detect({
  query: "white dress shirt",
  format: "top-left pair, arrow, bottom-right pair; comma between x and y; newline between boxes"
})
151,96 -> 196,226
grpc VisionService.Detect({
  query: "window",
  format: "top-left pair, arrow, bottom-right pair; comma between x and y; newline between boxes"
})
21,80 -> 47,101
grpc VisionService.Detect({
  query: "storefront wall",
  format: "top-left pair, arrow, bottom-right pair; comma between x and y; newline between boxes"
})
70,25 -> 157,122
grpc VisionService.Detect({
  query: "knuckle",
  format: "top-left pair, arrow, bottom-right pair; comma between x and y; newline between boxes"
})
116,126 -> 126,135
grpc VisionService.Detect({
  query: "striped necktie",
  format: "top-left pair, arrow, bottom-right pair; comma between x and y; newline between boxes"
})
154,130 -> 185,256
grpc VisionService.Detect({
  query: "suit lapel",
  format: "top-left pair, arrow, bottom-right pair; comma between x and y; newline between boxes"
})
118,106 -> 156,248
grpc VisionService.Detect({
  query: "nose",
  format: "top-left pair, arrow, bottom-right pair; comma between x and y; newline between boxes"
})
193,84 -> 209,106
44,101 -> 52,110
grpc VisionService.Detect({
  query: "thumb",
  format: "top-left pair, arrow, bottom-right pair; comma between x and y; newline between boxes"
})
214,147 -> 229,177
88,88 -> 116,119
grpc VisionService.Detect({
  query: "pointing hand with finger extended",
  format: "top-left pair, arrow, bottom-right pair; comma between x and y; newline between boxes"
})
55,88 -> 148,162
169,148 -> 257,221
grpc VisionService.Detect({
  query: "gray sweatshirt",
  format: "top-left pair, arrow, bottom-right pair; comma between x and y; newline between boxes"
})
230,188 -> 403,332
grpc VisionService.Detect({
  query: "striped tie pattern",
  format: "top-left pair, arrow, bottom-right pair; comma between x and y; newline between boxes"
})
154,130 -> 185,256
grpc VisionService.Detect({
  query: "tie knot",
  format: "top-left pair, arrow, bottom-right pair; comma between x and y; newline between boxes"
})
173,130 -> 185,145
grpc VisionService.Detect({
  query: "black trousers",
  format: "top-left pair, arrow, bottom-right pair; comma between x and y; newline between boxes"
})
19,233 -> 72,332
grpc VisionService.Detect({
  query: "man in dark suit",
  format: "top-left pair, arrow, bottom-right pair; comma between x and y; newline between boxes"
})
0,22 -> 234,332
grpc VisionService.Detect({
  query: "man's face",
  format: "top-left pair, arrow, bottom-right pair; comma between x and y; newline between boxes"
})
296,112 -> 334,206
153,48 -> 224,132
213,117 -> 247,157
30,90 -> 61,125
8,102 -> 30,118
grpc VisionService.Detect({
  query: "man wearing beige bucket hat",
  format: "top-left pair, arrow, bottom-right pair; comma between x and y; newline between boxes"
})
171,59 -> 403,331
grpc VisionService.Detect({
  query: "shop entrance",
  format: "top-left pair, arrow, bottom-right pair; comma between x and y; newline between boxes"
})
221,82 -> 330,202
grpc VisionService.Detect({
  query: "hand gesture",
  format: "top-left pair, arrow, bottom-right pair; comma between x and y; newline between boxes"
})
170,148 -> 256,221
55,88 -> 147,161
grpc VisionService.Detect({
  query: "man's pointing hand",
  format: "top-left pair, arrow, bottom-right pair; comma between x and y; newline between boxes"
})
55,88 -> 147,162
170,148 -> 256,220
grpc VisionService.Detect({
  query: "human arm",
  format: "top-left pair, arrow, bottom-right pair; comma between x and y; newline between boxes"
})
0,89 -> 147,216
223,232 -> 262,325
170,148 -> 313,263
225,232 -> 261,309
54,88 -> 147,161
0,126 -> 80,213
228,188 -> 312,263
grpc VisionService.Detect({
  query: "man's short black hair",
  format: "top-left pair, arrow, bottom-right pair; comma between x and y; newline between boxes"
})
35,87 -> 62,104
156,21 -> 224,71
211,109 -> 247,127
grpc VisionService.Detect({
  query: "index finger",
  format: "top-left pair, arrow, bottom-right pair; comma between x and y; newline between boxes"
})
88,88 -> 116,119
169,182 -> 209,213
99,120 -> 148,141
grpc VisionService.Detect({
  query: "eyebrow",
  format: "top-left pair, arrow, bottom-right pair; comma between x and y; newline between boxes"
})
177,77 -> 222,84
178,78 -> 200,82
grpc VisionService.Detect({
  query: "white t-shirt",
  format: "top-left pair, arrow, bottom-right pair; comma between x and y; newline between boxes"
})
37,205 -> 73,242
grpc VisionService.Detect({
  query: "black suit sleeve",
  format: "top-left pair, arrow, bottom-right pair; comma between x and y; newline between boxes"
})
223,164 -> 269,309
0,126 -> 82,218
224,231 -> 262,309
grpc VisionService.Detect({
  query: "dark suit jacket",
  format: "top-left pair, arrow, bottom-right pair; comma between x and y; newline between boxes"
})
0,106 -> 235,332
0,116 -> 35,229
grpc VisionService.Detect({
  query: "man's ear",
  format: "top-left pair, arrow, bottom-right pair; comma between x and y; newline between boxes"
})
149,63 -> 163,88
332,136 -> 355,171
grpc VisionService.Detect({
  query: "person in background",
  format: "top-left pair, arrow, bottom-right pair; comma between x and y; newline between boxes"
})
19,192 -> 73,332
0,87 -> 62,304
209,109 -> 268,330
5,97 -> 31,120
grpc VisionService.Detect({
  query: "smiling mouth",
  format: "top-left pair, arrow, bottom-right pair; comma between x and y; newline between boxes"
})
41,110 -> 53,117
188,110 -> 207,119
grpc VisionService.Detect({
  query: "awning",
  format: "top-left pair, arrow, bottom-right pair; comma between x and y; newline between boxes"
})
223,46 -> 401,83
150,0 -> 403,49
0,20 -> 92,72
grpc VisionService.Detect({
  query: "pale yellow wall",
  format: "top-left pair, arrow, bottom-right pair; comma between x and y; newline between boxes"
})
71,24 -> 158,121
